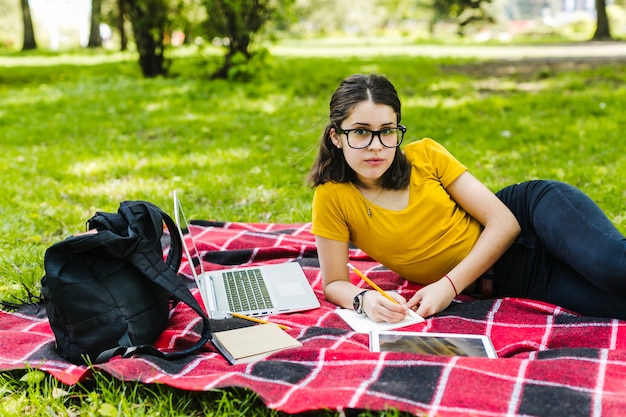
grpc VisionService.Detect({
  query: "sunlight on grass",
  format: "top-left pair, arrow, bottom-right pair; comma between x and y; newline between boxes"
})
0,46 -> 220,67
405,95 -> 478,109
475,78 -> 548,92
69,148 -> 253,175
2,84 -> 67,106
76,178 -> 173,201
0,51 -> 136,67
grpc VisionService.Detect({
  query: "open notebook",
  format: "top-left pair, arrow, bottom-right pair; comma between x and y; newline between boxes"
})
172,191 -> 320,319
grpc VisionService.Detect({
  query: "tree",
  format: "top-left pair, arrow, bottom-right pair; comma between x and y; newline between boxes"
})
202,0 -> 275,79
117,0 -> 129,50
125,0 -> 170,77
119,0 -> 204,76
87,0 -> 103,47
430,0 -> 494,37
20,0 -> 36,50
592,0 -> 612,40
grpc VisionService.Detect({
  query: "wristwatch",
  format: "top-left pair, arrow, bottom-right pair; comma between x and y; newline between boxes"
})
353,290 -> 369,315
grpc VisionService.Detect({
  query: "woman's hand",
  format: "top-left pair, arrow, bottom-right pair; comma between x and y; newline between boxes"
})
406,278 -> 457,318
362,290 -> 410,323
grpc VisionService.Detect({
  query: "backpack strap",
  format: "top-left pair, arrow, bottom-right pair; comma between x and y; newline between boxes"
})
94,201 -> 212,363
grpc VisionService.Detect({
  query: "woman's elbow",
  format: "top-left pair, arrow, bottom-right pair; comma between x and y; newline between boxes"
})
322,279 -> 345,303
322,282 -> 332,300
507,213 -> 521,240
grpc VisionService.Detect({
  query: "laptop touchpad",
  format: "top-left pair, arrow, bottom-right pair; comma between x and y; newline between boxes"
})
277,282 -> 306,297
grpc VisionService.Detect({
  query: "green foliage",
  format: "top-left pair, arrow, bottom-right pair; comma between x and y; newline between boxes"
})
203,0 -> 273,44
430,0 -> 495,36
202,0 -> 280,78
1,44 -> 626,415
224,47 -> 272,81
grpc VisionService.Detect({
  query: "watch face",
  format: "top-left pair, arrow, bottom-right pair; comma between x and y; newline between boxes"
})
353,290 -> 366,314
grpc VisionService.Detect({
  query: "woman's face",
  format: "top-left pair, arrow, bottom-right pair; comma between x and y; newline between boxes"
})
330,100 -> 398,188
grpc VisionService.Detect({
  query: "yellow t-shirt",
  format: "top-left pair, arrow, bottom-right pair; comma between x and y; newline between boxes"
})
311,138 -> 483,283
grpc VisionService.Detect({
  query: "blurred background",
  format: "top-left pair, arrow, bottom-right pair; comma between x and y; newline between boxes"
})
1,0 -> 624,55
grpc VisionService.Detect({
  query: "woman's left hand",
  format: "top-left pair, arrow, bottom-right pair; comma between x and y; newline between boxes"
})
406,279 -> 456,318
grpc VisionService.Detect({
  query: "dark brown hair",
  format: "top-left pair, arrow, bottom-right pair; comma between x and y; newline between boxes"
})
308,74 -> 411,189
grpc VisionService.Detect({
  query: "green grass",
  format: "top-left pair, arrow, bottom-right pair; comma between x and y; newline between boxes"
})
0,367 -> 311,417
1,43 -> 626,415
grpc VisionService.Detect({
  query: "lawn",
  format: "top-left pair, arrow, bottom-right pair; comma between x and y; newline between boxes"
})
1,43 -> 626,415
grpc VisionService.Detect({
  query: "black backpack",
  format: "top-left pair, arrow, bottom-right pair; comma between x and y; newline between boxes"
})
41,200 -> 211,364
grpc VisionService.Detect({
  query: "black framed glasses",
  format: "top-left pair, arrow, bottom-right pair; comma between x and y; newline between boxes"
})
336,125 -> 406,149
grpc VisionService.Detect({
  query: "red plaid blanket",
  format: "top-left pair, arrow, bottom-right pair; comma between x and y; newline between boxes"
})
2,221 -> 626,416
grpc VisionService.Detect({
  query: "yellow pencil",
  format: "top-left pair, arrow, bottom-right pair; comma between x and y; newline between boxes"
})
347,263 -> 399,304
347,263 -> 423,320
229,311 -> 291,330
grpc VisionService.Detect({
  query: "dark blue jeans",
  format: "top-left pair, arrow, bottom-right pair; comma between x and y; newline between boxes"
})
494,180 -> 626,319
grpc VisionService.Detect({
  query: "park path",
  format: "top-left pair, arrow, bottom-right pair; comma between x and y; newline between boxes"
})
273,41 -> 626,61
2,41 -> 625,68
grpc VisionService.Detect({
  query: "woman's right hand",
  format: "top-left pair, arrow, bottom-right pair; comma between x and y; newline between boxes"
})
407,278 -> 456,318
362,290 -> 410,323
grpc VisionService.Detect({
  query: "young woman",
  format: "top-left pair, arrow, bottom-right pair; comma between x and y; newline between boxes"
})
308,73 -> 626,322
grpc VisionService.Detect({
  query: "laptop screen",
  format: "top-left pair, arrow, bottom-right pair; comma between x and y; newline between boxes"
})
173,190 -> 205,280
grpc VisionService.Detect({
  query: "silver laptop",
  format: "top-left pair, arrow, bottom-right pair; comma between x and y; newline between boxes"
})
172,191 -> 320,320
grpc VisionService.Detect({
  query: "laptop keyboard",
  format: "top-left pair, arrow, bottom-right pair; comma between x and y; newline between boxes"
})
224,268 -> 274,311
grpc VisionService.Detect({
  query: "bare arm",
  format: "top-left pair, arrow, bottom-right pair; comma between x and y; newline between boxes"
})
408,171 -> 520,317
316,235 -> 409,322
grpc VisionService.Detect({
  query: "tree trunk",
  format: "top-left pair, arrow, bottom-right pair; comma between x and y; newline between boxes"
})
117,0 -> 128,51
126,0 -> 169,77
592,0 -> 612,40
20,0 -> 37,50
87,0 -> 103,48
